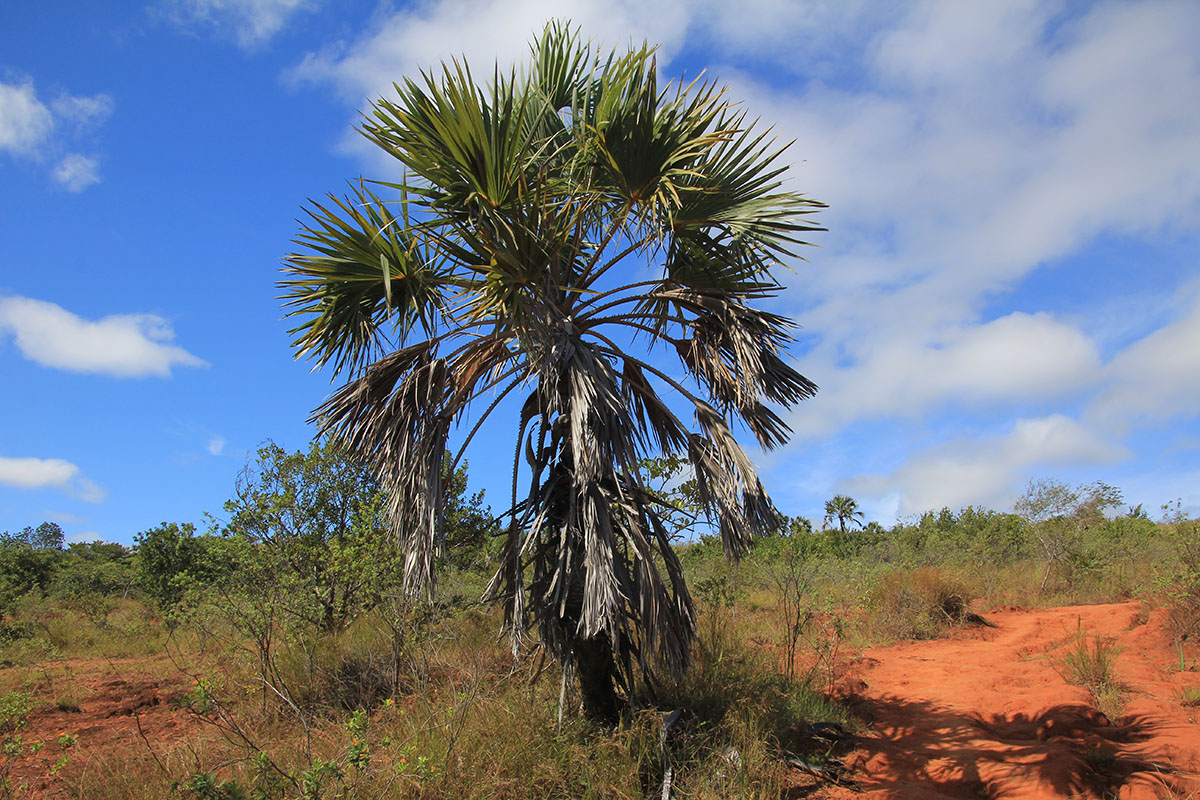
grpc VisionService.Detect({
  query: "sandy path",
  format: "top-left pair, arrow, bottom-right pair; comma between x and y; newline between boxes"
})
817,602 -> 1200,799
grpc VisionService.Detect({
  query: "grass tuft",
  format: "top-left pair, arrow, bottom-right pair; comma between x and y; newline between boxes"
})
1056,624 -> 1124,720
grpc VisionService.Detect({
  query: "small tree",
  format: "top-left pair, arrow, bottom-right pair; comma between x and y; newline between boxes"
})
221,439 -> 400,632
0,522 -> 65,551
1015,478 -> 1124,591
280,22 -> 823,720
134,522 -> 226,611
0,531 -> 60,619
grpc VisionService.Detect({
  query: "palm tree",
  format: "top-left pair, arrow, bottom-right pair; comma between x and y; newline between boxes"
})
279,22 -> 823,721
823,494 -> 865,534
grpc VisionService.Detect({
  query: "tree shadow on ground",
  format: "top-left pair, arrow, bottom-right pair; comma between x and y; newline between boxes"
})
796,693 -> 1180,800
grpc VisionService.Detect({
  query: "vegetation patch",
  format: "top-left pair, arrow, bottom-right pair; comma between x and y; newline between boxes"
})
1055,623 -> 1124,720
866,567 -> 976,641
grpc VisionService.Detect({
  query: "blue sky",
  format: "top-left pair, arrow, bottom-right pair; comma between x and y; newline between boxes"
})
2,0 -> 1198,545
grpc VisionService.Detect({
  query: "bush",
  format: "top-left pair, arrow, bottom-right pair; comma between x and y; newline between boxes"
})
1162,521 -> 1200,637
867,567 -> 974,641
134,522 -> 230,612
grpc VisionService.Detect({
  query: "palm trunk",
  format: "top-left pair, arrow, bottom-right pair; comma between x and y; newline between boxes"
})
575,632 -> 620,724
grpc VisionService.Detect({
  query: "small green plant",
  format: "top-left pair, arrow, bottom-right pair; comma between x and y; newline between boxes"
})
56,733 -> 77,749
177,770 -> 247,800
1056,622 -> 1123,718
2,736 -> 22,758
299,758 -> 342,799
173,678 -> 217,714
1180,685 -> 1200,707
346,710 -> 370,771
1059,629 -> 1117,690
0,693 -> 31,734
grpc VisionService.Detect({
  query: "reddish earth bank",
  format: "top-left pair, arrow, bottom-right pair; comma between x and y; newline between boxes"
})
815,602 -> 1200,799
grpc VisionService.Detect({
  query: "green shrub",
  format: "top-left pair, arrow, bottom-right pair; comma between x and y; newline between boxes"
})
0,692 -> 31,734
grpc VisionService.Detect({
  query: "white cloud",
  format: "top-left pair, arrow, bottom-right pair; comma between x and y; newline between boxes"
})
0,296 -> 207,378
288,0 -> 692,172
51,93 -> 114,126
843,415 -> 1129,516
790,311 -> 1102,439
0,456 -> 106,502
731,0 -> 1200,444
0,80 -> 54,156
72,479 -> 106,503
166,0 -> 317,48
207,436 -> 226,456
1090,288 -> 1200,426
0,79 -> 113,190
42,510 -> 89,525
294,0 -> 688,96
53,153 -> 101,192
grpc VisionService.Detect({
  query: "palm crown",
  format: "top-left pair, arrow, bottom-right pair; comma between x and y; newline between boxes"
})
280,22 -> 823,719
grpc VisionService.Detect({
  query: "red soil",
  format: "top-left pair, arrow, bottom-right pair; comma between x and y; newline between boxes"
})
816,602 -> 1200,799
1,657 -> 198,798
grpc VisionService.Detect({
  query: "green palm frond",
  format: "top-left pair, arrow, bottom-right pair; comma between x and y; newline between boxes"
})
281,181 -> 443,376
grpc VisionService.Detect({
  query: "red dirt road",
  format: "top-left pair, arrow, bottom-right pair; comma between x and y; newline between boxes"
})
823,602 -> 1200,799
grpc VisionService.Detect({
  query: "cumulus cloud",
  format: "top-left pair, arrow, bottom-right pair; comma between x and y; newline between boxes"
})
288,0 -> 691,169
52,153 -> 101,192
207,436 -> 226,456
790,312 -> 1103,438
1089,289 -> 1200,426
42,510 -> 89,525
0,296 -> 207,378
0,80 -> 54,156
0,78 -> 113,190
291,0 -> 689,102
723,0 -> 1200,455
843,415 -> 1129,517
165,0 -> 317,48
0,456 -> 106,502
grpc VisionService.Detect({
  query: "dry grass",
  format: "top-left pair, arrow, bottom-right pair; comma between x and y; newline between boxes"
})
866,567 -> 975,641
0,596 -> 854,800
1055,623 -> 1124,720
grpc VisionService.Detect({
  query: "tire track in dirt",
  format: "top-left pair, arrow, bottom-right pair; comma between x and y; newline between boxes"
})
818,602 -> 1200,800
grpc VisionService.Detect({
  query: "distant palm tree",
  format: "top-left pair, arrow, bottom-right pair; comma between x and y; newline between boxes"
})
280,22 -> 823,721
824,495 -> 865,534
